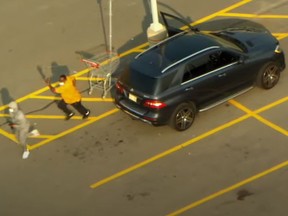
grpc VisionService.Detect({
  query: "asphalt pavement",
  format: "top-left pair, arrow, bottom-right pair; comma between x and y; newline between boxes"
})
0,0 -> 288,216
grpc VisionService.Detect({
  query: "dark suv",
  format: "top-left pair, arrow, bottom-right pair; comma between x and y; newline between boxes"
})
114,13 -> 285,131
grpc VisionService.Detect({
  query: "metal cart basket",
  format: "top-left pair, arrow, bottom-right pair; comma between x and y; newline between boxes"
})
81,51 -> 119,98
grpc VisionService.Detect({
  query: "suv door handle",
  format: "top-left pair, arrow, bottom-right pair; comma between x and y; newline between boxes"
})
185,87 -> 194,91
218,73 -> 226,77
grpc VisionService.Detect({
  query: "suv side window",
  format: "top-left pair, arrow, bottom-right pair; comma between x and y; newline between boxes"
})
182,50 -> 239,83
182,54 -> 210,82
208,50 -> 239,68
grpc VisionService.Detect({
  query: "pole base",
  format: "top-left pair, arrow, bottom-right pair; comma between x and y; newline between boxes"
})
147,24 -> 168,46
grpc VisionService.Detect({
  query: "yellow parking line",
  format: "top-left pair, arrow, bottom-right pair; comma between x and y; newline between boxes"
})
90,114 -> 250,189
167,160 -> 288,216
273,33 -> 288,40
30,135 -> 54,139
26,114 -> 78,120
28,95 -> 60,100
0,86 -> 50,112
220,13 -> 288,19
254,96 -> 288,113
81,98 -> 114,102
0,128 -> 17,142
28,95 -> 114,102
133,49 -> 146,53
4,133 -> 54,139
120,43 -> 149,56
76,77 -> 105,81
229,100 -> 288,136
28,108 -> 119,150
192,0 -> 252,26
276,34 -> 288,40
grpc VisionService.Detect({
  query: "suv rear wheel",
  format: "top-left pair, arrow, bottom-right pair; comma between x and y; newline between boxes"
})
170,102 -> 196,131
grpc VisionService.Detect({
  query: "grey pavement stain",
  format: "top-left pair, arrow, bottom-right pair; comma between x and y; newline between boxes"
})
57,129 -> 127,162
125,192 -> 151,201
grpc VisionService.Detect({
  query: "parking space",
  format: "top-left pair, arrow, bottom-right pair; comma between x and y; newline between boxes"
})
0,0 -> 288,215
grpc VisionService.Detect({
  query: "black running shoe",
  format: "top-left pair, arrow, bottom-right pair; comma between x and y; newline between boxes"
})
82,110 -> 90,119
65,112 -> 75,120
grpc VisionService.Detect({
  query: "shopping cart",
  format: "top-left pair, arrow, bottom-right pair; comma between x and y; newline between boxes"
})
81,51 -> 119,98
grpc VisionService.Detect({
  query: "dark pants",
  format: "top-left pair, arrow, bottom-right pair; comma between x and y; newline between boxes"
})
58,99 -> 88,116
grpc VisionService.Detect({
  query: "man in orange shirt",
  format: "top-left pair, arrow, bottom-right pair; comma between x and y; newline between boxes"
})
46,75 -> 90,120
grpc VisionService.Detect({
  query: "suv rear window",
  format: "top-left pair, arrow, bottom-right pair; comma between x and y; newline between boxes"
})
120,67 -> 176,95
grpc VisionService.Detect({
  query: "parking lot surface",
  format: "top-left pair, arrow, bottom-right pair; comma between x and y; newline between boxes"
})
0,0 -> 287,215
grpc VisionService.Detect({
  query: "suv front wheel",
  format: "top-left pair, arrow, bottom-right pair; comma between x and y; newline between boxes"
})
170,102 -> 196,131
256,62 -> 280,89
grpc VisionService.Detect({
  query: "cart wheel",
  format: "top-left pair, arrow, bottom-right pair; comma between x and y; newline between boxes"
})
88,89 -> 93,95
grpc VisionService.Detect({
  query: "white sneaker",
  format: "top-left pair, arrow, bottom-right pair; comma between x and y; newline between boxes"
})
22,150 -> 30,159
29,129 -> 40,137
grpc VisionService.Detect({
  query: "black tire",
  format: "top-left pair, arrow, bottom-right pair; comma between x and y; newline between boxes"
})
170,102 -> 196,131
256,62 -> 280,89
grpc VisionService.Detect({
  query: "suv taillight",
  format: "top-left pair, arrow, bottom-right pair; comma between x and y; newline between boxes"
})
115,81 -> 124,94
144,100 -> 167,109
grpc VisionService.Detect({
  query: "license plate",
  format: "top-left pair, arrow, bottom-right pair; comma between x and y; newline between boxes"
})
128,93 -> 137,102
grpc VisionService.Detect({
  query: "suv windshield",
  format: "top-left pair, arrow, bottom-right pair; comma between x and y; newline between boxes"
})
208,32 -> 247,52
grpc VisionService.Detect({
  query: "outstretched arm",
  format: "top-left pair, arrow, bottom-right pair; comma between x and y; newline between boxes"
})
45,78 -> 56,93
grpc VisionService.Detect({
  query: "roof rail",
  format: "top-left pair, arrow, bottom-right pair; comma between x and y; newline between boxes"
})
135,31 -> 187,59
161,46 -> 220,73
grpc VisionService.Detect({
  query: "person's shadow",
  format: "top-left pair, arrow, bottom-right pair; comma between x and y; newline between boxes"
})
0,88 -> 14,108
36,61 -> 70,83
33,61 -> 72,114
0,88 -> 15,125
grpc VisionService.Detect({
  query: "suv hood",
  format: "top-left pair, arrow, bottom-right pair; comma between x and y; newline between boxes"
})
217,29 -> 277,53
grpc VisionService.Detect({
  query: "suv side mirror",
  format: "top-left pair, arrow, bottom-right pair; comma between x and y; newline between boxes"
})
238,56 -> 246,64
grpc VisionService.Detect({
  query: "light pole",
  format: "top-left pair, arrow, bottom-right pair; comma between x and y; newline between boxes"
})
147,0 -> 167,46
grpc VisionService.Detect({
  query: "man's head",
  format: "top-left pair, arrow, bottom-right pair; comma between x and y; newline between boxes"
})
8,101 -> 18,112
59,75 -> 67,86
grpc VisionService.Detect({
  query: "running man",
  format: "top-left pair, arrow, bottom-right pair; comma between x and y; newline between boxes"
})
46,74 -> 90,120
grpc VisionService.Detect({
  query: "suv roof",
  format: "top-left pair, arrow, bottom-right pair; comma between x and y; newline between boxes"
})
132,31 -> 222,78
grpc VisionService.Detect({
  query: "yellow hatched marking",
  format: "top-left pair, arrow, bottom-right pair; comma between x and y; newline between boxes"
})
90,114 -> 251,189
28,108 -> 119,150
229,100 -> 288,136
90,95 -> 288,189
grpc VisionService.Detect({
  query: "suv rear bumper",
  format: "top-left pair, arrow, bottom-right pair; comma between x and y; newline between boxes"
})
114,97 -> 168,126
